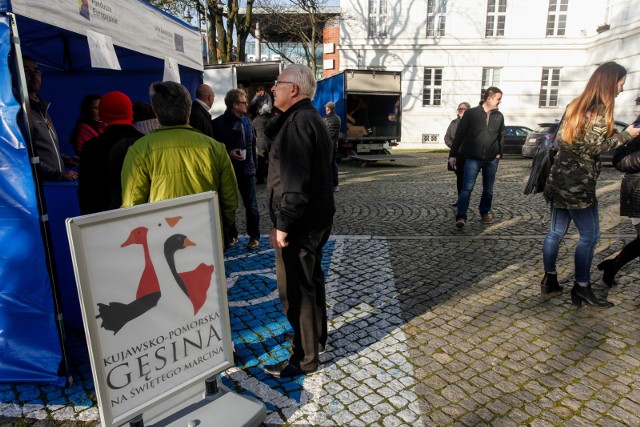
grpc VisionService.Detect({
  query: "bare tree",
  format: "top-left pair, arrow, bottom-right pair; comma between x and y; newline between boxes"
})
253,0 -> 337,74
148,0 -> 255,63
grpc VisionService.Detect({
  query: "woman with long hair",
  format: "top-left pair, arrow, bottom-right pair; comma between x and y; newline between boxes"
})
70,94 -> 105,153
541,62 -> 640,307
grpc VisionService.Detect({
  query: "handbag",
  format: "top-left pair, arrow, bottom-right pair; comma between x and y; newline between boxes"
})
524,115 -> 564,195
523,143 -> 557,194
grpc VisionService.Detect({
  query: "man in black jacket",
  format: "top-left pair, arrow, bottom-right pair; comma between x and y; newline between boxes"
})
448,87 -> 505,228
189,84 -> 215,138
263,64 -> 336,378
78,91 -> 143,214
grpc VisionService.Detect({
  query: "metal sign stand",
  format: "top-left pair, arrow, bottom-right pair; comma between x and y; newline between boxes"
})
101,377 -> 266,427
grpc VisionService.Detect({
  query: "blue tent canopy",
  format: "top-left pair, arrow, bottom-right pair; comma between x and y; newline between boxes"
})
0,0 -> 203,385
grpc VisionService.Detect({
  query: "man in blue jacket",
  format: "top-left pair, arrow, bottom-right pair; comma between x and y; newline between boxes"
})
212,89 -> 261,250
448,87 -> 505,228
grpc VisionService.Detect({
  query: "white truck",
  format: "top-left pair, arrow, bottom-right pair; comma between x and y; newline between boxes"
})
203,61 -> 284,118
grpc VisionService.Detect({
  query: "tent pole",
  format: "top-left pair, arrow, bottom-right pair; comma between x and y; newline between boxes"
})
8,12 -> 72,385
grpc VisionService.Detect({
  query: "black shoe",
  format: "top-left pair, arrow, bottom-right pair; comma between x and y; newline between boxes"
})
284,331 -> 294,343
284,332 -> 326,354
597,259 -> 618,288
263,360 -> 311,378
570,282 -> 613,308
597,238 -> 640,287
541,272 -> 563,294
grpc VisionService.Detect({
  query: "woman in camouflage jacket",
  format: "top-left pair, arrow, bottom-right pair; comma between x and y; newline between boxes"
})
541,62 -> 640,307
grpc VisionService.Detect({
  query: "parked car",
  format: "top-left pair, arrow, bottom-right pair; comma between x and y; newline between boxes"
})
521,120 -> 628,161
521,122 -> 560,158
503,125 -> 533,155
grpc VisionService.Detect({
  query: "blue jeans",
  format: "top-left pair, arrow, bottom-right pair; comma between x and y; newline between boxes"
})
456,158 -> 499,220
542,204 -> 600,283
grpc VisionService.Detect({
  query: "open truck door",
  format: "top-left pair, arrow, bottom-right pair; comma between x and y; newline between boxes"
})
203,61 -> 284,118
313,69 -> 413,164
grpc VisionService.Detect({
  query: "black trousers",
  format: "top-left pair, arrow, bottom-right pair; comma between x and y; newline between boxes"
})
275,225 -> 332,372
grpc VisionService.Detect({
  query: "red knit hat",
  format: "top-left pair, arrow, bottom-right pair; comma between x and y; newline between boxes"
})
99,91 -> 133,125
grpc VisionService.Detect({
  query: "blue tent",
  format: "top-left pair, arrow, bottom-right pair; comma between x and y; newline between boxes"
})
0,0 -> 204,385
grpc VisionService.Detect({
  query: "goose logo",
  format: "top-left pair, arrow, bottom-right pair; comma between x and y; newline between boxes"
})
96,217 -> 214,334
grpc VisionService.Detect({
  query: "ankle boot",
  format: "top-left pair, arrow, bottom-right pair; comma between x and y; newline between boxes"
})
541,273 -> 562,294
597,237 -> 640,287
570,282 -> 613,308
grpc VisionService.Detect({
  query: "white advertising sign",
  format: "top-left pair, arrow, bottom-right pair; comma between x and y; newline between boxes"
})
163,56 -> 180,83
87,30 -> 121,70
11,0 -> 203,70
66,192 -> 233,426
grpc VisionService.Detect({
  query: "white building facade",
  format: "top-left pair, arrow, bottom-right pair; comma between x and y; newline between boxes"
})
337,0 -> 640,149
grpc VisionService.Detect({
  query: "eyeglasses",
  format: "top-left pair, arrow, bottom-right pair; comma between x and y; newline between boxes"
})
457,108 -> 468,112
274,80 -> 294,87
25,68 -> 42,76
235,100 -> 248,105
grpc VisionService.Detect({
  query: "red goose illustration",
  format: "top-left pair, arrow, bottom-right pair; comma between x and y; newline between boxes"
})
96,227 -> 161,334
164,234 -> 214,315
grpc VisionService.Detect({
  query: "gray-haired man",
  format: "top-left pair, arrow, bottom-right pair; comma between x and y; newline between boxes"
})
263,65 -> 336,377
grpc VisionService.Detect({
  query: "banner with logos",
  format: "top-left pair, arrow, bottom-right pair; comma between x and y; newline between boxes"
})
9,0 -> 203,70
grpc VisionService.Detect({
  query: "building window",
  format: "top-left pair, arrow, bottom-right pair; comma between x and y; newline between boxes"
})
546,0 -> 568,36
423,68 -> 442,106
539,68 -> 560,107
427,0 -> 447,37
485,0 -> 507,37
481,68 -> 501,98
368,0 -> 388,38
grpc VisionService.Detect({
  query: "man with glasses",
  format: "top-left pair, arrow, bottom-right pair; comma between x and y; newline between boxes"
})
262,65 -> 335,378
212,89 -> 261,250
22,56 -> 78,181
448,87 -> 505,228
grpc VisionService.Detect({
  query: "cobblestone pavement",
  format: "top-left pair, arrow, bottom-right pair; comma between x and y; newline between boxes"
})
2,152 -> 640,426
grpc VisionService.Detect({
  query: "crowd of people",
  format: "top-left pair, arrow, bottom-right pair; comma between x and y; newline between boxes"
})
23,57 -> 336,377
23,56 -> 640,377
446,62 -> 640,309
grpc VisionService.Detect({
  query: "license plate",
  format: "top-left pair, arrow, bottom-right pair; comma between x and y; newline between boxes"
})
528,138 -> 537,143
